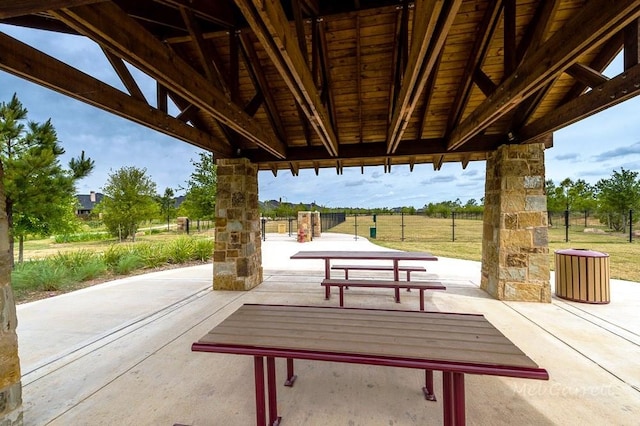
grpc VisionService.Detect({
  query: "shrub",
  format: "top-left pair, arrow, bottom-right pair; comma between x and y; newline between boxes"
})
135,242 -> 169,268
192,238 -> 214,261
166,237 -> 195,263
114,253 -> 145,275
12,259 -> 73,292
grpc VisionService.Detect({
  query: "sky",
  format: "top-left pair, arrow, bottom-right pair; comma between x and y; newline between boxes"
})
1,24 -> 639,209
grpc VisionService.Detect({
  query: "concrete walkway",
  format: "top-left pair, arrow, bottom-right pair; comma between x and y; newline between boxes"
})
15,233 -> 640,425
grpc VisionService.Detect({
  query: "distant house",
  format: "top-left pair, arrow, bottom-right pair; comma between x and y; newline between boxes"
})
76,191 -> 104,216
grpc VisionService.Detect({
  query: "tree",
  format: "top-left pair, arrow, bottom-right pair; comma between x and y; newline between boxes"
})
158,187 -> 176,230
595,168 -> 640,232
180,152 -> 217,220
96,166 -> 159,241
0,94 -> 94,265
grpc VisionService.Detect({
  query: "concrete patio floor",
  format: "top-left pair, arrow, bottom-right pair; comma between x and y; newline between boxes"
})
15,233 -> 640,425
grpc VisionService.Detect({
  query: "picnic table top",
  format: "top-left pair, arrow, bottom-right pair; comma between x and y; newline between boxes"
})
193,304 -> 548,380
290,250 -> 438,261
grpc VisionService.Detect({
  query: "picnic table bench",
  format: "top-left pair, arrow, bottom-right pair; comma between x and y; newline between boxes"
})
192,304 -> 549,426
321,278 -> 446,310
331,264 -> 427,280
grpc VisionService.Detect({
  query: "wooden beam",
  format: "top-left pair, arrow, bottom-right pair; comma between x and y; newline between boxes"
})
447,0 -> 640,151
433,155 -> 444,171
565,63 -> 610,89
0,31 -> 232,156
155,0 -> 235,29
516,0 -> 559,63
238,31 -> 287,142
356,15 -> 363,143
291,0 -> 309,62
560,32 -> 623,104
447,0 -> 502,133
101,48 -> 147,102
624,18 -> 640,69
157,82 -> 168,113
519,63 -> 640,142
316,19 -> 338,130
387,0 -> 462,154
234,0 -> 339,156
53,2 -> 286,158
473,69 -> 497,97
0,0 -> 106,18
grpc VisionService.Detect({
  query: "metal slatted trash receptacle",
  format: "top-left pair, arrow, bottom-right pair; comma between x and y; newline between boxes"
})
555,249 -> 610,304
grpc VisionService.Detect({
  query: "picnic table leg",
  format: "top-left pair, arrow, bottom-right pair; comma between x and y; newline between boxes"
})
254,356 -> 267,426
339,286 -> 345,307
422,369 -> 436,401
442,372 -> 466,426
419,289 -> 425,311
284,358 -> 297,387
406,270 -> 411,291
266,357 -> 281,426
324,259 -> 331,299
393,261 -> 401,302
395,287 -> 401,303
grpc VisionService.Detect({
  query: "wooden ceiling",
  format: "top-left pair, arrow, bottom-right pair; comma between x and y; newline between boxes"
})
1,1 -> 640,176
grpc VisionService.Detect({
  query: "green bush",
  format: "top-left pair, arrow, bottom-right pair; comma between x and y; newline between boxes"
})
166,237 -> 195,263
12,259 -> 74,293
102,244 -> 128,267
114,253 -> 145,275
54,232 -> 111,243
135,242 -> 169,268
193,239 -> 214,261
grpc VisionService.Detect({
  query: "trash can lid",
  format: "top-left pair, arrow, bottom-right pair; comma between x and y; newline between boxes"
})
555,248 -> 609,257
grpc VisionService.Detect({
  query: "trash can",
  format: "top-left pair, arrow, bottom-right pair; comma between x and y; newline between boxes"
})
555,249 -> 610,304
369,226 -> 377,239
277,224 -> 286,234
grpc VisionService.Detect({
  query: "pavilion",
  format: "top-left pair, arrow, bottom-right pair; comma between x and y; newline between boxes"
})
1,1 -> 640,423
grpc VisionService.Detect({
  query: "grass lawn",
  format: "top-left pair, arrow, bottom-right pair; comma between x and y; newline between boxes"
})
323,215 -> 640,283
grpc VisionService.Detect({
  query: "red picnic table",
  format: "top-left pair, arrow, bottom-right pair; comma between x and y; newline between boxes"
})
192,304 -> 549,426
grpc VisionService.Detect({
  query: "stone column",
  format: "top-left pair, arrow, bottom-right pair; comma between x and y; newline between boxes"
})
481,142 -> 551,302
213,158 -> 263,290
296,211 -> 313,242
0,173 -> 23,425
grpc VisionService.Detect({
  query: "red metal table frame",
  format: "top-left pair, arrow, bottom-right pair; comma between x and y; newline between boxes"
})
290,250 -> 439,300
192,304 -> 548,426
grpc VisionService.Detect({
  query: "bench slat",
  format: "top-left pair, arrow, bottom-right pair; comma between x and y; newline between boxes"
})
321,279 -> 446,310
330,264 -> 427,281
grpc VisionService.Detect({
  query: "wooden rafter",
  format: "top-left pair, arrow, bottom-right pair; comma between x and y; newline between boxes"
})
0,0 -> 106,18
447,0 -> 502,133
503,0 -> 516,76
356,15 -> 363,143
519,63 -> 640,142
564,64 -> 609,89
387,3 -> 409,127
316,19 -> 337,130
624,18 -> 640,68
447,0 -> 640,151
560,32 -> 623,105
154,0 -> 235,28
234,0 -> 339,156
238,31 -> 287,142
101,48 -> 147,103
387,0 -> 462,154
0,31 -> 232,156
52,2 -> 286,158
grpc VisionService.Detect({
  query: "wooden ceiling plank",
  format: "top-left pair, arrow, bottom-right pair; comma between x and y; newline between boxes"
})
0,0 -> 106,19
53,2 -> 286,158
356,15 -> 363,143
238,31 -> 287,142
447,0 -> 640,151
154,0 -> 235,29
0,31 -> 232,156
447,0 -> 502,133
503,0 -> 517,76
180,7 -> 219,86
101,47 -> 147,103
387,5 -> 406,127
520,63 -> 640,142
387,0 -> 462,154
516,0 -> 560,63
229,31 -> 240,103
234,0 -> 338,156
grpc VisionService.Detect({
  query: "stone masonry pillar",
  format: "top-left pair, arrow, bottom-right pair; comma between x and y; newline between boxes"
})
481,142 -> 551,302
213,158 -> 263,290
0,170 -> 23,424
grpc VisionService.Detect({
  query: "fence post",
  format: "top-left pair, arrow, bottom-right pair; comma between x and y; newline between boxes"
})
564,210 -> 569,242
261,217 -> 266,241
354,214 -> 358,240
401,212 -> 405,241
630,209 -> 634,243
288,217 -> 293,237
451,211 -> 456,242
